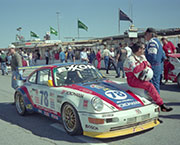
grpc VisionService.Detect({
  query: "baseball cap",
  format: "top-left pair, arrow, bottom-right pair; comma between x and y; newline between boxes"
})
145,28 -> 156,33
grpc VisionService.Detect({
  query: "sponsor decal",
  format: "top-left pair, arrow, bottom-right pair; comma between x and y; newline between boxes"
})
85,124 -> 98,130
102,114 -> 114,117
105,90 -> 127,100
135,109 -> 142,114
66,64 -> 96,71
44,111 -> 50,117
57,95 -> 63,103
118,101 -> 141,108
38,109 -> 42,113
90,84 -> 109,91
50,92 -> 55,96
50,98 -> 55,109
61,90 -> 83,98
51,114 -> 59,120
83,100 -> 88,107
35,96 -> 39,104
26,104 -> 33,110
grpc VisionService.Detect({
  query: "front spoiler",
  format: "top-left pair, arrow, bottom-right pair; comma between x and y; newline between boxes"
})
83,119 -> 159,138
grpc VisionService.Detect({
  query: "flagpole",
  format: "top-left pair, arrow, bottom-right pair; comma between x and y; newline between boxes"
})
118,8 -> 120,34
77,19 -> 79,39
56,12 -> 60,40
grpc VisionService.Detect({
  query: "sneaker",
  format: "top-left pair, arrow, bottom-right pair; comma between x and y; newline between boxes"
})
160,104 -> 173,112
115,75 -> 120,78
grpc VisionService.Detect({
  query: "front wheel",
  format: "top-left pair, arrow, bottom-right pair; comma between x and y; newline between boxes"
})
15,92 -> 26,115
61,103 -> 82,135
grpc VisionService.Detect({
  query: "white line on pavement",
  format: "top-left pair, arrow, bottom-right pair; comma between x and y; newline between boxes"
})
50,123 -> 108,145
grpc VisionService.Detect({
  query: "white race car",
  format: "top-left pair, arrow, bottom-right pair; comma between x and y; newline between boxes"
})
15,63 -> 160,138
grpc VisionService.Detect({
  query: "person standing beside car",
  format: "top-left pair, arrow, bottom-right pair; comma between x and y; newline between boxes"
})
9,44 -> 23,90
144,28 -> 164,93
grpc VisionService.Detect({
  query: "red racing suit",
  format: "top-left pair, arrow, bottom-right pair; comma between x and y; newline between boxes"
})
124,54 -> 164,106
163,41 -> 176,80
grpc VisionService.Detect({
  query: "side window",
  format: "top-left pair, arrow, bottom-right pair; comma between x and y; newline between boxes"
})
37,69 -> 52,86
28,72 -> 37,83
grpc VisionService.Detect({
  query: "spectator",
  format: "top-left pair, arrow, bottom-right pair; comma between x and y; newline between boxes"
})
161,37 -> 176,83
9,44 -> 23,91
144,28 -> 164,93
0,51 -> 8,75
102,45 -> 110,74
45,50 -> 50,65
115,43 -> 127,78
96,49 -> 101,70
106,47 -> 117,74
66,46 -> 75,63
80,48 -> 89,63
124,42 -> 173,112
6,52 -> 12,66
59,48 -> 66,63
89,48 -> 96,65
124,42 -> 132,57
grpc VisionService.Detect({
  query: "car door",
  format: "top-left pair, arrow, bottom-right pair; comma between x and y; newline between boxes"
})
35,69 -> 56,111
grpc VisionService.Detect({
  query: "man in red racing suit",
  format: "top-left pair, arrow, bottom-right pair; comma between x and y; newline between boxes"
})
124,42 -> 173,112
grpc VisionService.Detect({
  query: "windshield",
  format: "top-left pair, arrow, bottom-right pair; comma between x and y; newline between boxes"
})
53,64 -> 104,86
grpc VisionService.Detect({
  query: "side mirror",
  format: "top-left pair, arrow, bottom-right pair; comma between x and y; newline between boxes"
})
48,80 -> 53,87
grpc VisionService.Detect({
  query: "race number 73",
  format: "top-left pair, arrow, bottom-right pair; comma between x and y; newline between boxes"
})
40,90 -> 49,107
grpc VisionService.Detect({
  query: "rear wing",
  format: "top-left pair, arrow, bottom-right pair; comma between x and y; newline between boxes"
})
18,65 -> 46,79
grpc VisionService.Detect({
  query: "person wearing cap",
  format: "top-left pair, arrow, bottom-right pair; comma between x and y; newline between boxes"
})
0,50 -> 8,75
124,42 -> 173,112
9,44 -> 23,90
144,28 -> 164,94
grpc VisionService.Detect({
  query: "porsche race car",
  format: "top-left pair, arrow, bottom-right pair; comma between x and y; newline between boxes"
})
15,63 -> 160,138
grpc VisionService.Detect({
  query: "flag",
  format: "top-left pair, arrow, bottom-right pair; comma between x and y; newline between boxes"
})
50,26 -> 58,36
17,27 -> 22,31
119,9 -> 133,23
30,31 -> 39,38
78,20 -> 88,31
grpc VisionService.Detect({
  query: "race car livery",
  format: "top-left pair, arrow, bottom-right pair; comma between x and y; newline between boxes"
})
15,63 -> 160,138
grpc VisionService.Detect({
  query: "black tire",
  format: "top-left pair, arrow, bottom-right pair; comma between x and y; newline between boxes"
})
15,92 -> 26,115
177,74 -> 180,87
61,103 -> 82,135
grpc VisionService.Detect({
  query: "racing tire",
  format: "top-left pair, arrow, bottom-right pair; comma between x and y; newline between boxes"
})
61,103 -> 83,135
15,92 -> 26,116
177,74 -> 180,87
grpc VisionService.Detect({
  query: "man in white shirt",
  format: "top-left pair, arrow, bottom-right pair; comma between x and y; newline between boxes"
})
124,42 -> 132,57
80,48 -> 89,63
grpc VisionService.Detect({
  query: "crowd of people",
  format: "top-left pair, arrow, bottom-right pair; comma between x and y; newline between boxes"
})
0,27 -> 178,111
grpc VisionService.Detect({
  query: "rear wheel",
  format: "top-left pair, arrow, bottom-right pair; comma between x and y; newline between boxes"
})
61,103 -> 82,135
15,92 -> 26,115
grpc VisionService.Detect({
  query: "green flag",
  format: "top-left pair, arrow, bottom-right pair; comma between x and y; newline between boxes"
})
78,20 -> 88,31
30,31 -> 39,38
50,26 -> 58,36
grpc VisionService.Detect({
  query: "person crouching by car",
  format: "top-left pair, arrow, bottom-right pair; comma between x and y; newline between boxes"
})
123,42 -> 173,112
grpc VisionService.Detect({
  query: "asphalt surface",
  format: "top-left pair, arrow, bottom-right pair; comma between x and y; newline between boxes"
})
0,69 -> 180,145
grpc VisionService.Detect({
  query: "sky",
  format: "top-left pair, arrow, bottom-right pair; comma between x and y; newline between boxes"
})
0,0 -> 180,48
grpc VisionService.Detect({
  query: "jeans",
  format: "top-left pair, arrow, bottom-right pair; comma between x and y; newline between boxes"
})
104,56 -> 109,70
11,70 -> 23,90
1,62 -> 8,75
116,61 -> 125,77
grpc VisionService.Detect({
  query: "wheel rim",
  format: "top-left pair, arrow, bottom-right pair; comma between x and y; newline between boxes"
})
62,104 -> 76,132
16,93 -> 25,114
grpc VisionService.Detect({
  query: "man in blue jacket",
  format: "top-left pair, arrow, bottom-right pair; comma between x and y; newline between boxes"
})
145,28 -> 164,94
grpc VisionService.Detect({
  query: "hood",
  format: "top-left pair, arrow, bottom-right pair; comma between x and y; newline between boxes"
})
64,80 -> 144,111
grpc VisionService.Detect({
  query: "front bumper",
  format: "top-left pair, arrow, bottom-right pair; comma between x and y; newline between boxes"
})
79,104 -> 159,138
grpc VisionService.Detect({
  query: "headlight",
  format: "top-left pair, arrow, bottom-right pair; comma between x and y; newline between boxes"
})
91,96 -> 104,111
